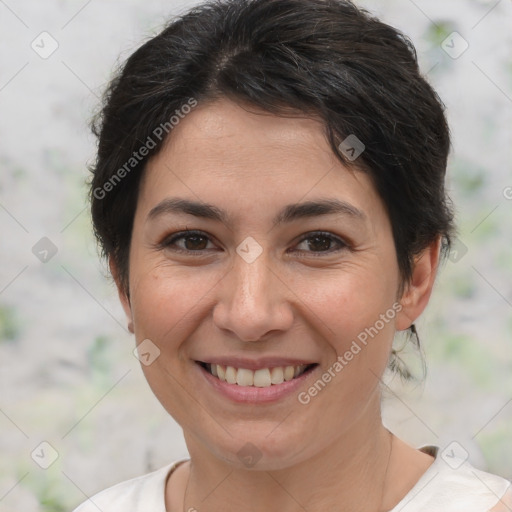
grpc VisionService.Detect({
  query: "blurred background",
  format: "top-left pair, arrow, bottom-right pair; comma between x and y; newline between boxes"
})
0,0 -> 511,510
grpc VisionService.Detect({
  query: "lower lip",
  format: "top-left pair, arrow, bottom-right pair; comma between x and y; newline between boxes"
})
196,363 -> 318,404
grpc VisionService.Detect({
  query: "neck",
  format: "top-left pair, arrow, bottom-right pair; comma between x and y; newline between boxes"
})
181,398 -> 394,512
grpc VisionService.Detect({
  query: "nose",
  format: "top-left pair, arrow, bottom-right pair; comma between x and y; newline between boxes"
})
212,246 -> 294,342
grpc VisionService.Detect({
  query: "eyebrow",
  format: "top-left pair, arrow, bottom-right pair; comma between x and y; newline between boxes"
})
147,197 -> 366,228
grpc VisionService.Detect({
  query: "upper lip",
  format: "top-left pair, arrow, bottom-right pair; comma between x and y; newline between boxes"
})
196,357 -> 318,371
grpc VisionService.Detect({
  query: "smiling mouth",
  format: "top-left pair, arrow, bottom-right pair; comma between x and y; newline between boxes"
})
196,361 -> 318,387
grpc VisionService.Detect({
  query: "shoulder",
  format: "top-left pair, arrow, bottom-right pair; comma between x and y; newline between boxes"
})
488,486 -> 512,512
439,462 -> 511,511
392,446 -> 511,512
71,459 -> 188,512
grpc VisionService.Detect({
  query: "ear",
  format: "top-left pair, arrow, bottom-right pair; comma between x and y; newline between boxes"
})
109,257 -> 134,333
395,236 -> 442,331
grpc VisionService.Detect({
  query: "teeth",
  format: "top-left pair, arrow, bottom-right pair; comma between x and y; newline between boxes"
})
253,368 -> 271,387
236,368 -> 254,386
284,366 -> 295,381
270,367 -> 284,384
225,366 -> 237,384
206,363 -> 311,387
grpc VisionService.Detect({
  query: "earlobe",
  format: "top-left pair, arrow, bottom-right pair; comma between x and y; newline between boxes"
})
395,237 -> 441,331
108,257 -> 134,333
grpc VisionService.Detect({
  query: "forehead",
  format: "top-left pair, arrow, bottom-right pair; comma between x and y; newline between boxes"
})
139,98 -> 384,223
150,99 -> 337,179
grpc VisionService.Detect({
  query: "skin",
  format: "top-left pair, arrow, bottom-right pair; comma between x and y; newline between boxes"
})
112,98 -> 441,512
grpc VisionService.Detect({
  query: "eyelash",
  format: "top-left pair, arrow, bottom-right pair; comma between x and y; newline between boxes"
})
159,229 -> 349,257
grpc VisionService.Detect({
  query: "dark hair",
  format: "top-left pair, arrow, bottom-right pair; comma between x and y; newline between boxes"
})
89,0 -> 454,357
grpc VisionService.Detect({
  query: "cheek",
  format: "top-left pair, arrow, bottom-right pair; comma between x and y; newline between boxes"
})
294,267 -> 398,399
129,262 -> 220,343
128,265 -> 220,424
294,266 -> 398,341
298,276 -> 397,412
129,254 -> 399,361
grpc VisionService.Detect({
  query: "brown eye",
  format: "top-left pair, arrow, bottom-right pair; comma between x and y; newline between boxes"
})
159,230 -> 348,257
293,232 -> 347,255
180,234 -> 209,251
161,230 -> 215,253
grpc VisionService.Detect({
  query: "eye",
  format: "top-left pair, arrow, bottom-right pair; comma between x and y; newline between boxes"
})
160,229 -> 217,254
292,231 -> 348,256
159,229 -> 348,256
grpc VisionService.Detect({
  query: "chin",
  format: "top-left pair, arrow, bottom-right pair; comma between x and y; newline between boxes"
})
201,425 -> 314,471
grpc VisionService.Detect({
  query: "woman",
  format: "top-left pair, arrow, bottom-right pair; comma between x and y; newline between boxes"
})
74,0 -> 511,510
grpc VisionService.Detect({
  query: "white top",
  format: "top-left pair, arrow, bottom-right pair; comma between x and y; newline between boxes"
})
72,446 -> 511,511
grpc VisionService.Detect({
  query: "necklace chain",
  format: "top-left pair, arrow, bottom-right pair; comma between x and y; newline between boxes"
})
377,429 -> 394,512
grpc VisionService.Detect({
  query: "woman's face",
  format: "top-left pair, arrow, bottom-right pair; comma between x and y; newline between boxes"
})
118,98 -> 419,469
